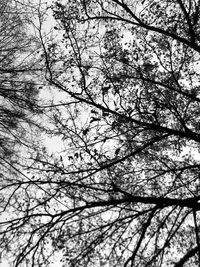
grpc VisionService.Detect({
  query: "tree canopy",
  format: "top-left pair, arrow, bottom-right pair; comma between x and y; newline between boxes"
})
0,0 -> 46,264
2,0 -> 200,266
0,0 -> 43,160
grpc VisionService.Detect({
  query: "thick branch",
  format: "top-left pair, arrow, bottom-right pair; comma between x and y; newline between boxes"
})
124,207 -> 157,267
175,246 -> 199,267
50,79 -> 200,144
86,0 -> 200,53
55,195 -> 200,219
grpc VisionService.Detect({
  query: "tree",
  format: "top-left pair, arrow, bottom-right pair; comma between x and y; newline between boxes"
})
2,0 -> 200,266
0,1 -> 48,264
0,0 -> 44,159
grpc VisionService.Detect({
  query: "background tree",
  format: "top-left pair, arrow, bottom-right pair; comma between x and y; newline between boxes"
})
0,0 -> 44,158
2,0 -> 200,266
0,1 -> 48,264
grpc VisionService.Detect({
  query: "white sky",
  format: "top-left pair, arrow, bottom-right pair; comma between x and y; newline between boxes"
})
0,261 -> 9,267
